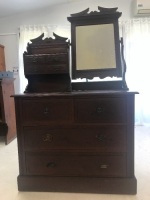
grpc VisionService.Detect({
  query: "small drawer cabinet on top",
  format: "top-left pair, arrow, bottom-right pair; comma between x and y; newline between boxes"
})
13,91 -> 137,194
23,33 -> 71,93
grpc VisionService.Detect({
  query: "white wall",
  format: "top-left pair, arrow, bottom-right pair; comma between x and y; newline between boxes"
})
0,0 -> 133,93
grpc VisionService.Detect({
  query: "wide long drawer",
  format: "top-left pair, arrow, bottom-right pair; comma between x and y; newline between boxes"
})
23,125 -> 126,152
25,153 -> 127,177
21,99 -> 73,125
74,97 -> 127,123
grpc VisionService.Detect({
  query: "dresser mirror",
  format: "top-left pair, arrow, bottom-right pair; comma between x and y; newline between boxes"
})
76,24 -> 116,71
68,7 -> 128,90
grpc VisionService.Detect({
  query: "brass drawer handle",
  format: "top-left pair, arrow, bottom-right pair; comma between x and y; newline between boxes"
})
34,66 -> 38,72
46,162 -> 56,168
43,134 -> 53,142
96,106 -> 104,114
96,134 -> 112,142
43,107 -> 49,115
32,57 -> 38,63
53,57 -> 60,62
96,134 -> 106,141
100,164 -> 109,169
54,67 -> 60,71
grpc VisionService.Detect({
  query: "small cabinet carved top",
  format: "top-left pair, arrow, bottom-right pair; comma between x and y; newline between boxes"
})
24,32 -> 70,55
23,33 -> 70,75
23,33 -> 71,93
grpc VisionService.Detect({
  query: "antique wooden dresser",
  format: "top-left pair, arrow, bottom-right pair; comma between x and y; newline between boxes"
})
14,91 -> 137,194
0,76 -> 16,144
0,44 -> 16,144
13,7 -> 137,194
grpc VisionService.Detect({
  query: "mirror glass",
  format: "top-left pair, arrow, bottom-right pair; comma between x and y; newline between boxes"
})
76,24 -> 116,70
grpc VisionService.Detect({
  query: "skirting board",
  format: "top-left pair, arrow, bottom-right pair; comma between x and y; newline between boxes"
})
17,175 -> 137,194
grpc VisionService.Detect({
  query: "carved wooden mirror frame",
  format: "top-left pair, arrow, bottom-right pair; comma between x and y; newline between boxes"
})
68,7 -> 128,90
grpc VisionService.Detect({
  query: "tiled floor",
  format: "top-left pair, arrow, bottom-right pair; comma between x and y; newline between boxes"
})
0,125 -> 150,200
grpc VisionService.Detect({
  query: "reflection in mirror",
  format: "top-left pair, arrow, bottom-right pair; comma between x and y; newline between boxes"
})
76,24 -> 116,70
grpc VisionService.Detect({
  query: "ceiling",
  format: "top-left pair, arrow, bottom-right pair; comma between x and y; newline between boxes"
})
0,0 -> 79,18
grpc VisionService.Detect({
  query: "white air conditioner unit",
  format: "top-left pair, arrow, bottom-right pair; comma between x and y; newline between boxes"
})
134,0 -> 150,16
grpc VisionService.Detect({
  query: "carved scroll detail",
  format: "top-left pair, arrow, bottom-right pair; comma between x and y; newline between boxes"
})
70,6 -> 120,17
98,6 -> 118,13
30,32 -> 68,44
24,32 -> 70,55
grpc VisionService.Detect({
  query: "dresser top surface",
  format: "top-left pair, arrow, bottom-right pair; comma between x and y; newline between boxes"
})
13,90 -> 138,98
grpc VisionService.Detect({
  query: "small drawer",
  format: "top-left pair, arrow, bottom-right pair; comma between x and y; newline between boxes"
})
31,47 -> 68,54
24,54 -> 68,75
74,98 -> 126,123
24,125 -> 126,153
24,54 -> 68,65
25,153 -> 127,177
21,99 -> 73,125
24,64 -> 68,75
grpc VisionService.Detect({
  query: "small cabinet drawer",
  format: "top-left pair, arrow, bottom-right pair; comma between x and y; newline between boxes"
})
25,153 -> 126,177
24,125 -> 126,152
74,98 -> 126,123
21,99 -> 73,124
24,54 -> 69,75
24,64 -> 68,75
31,47 -> 68,54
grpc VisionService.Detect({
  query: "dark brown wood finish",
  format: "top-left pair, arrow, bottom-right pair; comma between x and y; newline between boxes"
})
14,7 -> 137,194
13,91 -> 137,194
67,7 -> 122,79
67,7 -> 128,90
23,33 -> 71,93
0,78 -> 16,144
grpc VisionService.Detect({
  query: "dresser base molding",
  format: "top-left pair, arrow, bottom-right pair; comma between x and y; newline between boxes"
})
17,175 -> 137,194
